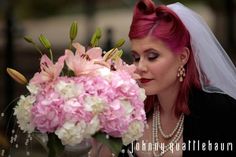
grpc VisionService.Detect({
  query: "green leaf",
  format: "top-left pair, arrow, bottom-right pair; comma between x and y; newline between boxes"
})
70,21 -> 78,41
93,132 -> 123,156
47,133 -> 64,157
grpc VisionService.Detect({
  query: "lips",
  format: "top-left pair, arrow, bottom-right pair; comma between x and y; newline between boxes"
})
139,78 -> 153,84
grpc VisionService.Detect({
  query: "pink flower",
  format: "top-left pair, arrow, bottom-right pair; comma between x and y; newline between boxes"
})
30,55 -> 66,84
110,71 -> 139,98
31,92 -> 65,133
107,57 -> 141,80
63,98 -> 93,123
73,43 -> 103,60
99,100 -> 130,137
130,99 -> 146,121
65,50 -> 102,76
65,43 -> 105,76
13,40 -> 147,147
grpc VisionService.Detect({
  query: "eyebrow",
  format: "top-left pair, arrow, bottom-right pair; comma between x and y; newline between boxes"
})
131,48 -> 159,55
131,50 -> 138,55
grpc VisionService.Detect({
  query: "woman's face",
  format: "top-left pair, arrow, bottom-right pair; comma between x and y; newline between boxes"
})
131,36 -> 181,95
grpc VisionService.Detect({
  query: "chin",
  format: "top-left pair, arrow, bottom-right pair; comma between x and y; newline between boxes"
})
144,89 -> 158,96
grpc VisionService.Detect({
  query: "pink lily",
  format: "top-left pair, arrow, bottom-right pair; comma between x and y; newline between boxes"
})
65,49 -> 104,76
30,54 -> 66,84
112,58 -> 141,80
73,42 -> 103,60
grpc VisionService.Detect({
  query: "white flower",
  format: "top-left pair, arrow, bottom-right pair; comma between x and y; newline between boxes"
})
120,100 -> 133,116
55,121 -> 87,146
55,80 -> 84,99
97,68 -> 112,79
84,96 -> 106,114
139,88 -> 146,101
122,121 -> 145,146
14,95 -> 35,133
27,83 -> 40,95
85,116 -> 100,137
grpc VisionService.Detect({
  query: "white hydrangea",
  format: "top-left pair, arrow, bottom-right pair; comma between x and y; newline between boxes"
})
27,83 -> 40,95
96,68 -> 112,80
84,96 -> 106,114
84,116 -> 100,137
55,121 -> 87,146
139,88 -> 146,101
14,95 -> 35,133
55,80 -> 84,99
120,100 -> 134,116
122,121 -> 145,146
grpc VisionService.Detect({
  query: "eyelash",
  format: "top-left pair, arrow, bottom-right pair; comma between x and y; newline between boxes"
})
132,52 -> 159,62
132,55 -> 140,62
148,53 -> 159,61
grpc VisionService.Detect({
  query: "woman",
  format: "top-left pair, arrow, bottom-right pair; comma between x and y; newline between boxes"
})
91,0 -> 236,156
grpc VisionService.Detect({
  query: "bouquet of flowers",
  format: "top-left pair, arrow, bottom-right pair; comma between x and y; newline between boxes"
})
6,22 -> 146,157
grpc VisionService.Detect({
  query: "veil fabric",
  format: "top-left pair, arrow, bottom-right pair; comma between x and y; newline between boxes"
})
167,3 -> 236,100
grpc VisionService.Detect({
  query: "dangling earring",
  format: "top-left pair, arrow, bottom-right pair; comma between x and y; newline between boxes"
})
177,65 -> 186,82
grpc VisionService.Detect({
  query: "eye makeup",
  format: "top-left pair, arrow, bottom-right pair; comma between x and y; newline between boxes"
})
131,48 -> 160,63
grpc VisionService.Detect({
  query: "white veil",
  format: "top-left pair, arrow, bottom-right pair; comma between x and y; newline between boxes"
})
167,3 -> 236,100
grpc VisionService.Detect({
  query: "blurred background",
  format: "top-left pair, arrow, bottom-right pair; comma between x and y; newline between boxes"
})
0,0 -> 235,156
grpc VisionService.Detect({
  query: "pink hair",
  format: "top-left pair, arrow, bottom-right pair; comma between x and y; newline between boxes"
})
129,0 -> 201,116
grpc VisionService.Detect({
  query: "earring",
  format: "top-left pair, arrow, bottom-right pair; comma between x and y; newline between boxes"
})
177,65 -> 186,82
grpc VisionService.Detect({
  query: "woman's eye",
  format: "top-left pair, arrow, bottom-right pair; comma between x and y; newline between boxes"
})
148,53 -> 159,61
132,54 -> 140,62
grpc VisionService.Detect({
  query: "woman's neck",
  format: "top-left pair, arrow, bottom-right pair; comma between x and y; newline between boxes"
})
157,83 -> 180,118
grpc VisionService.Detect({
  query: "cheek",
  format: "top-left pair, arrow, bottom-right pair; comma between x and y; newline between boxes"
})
149,62 -> 172,77
150,60 -> 178,83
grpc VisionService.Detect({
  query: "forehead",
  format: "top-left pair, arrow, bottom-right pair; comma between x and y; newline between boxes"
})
131,36 -> 169,53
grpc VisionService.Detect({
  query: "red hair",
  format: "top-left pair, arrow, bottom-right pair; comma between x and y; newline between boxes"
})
129,0 -> 201,116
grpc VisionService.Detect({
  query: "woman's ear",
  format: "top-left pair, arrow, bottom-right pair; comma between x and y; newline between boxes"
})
178,47 -> 190,65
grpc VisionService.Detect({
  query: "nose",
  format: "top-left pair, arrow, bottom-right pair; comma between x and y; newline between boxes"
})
135,59 -> 147,73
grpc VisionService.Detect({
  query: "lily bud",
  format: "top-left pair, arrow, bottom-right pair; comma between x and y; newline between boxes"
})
103,48 -> 114,61
39,34 -> 52,49
117,50 -> 123,58
90,33 -> 97,47
70,21 -> 78,41
95,28 -> 102,39
90,28 -> 102,47
114,38 -> 125,48
24,36 -> 34,43
6,68 -> 28,85
104,48 -> 123,61
111,49 -> 123,61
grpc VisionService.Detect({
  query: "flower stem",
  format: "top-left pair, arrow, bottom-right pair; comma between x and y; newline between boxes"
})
49,49 -> 53,62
